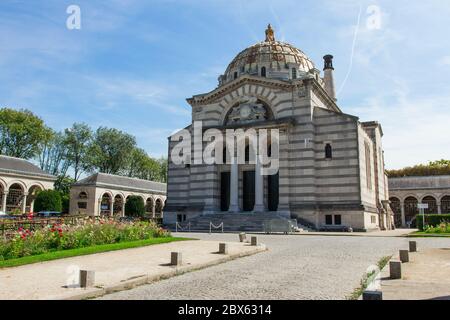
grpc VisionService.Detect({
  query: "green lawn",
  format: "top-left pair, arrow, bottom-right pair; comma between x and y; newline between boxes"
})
0,237 -> 192,269
407,232 -> 450,238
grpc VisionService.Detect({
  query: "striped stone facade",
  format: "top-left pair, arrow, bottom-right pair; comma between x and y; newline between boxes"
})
164,75 -> 391,231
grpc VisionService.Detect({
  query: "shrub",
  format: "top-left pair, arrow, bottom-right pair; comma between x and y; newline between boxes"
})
125,196 -> 145,217
34,190 -> 62,212
424,222 -> 450,234
0,218 -> 170,260
416,214 -> 450,231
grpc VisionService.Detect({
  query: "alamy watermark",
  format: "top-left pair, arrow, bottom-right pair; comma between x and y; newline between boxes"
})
66,5 -> 81,30
170,121 -> 280,176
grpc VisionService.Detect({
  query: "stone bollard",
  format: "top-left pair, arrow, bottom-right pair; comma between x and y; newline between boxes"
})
409,241 -> 417,253
239,233 -> 246,243
399,250 -> 409,263
389,261 -> 402,279
251,236 -> 258,246
171,252 -> 182,266
79,270 -> 95,288
362,290 -> 383,300
219,243 -> 229,254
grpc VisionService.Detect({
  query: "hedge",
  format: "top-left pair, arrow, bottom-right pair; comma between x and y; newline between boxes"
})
33,190 -> 62,212
125,196 -> 145,217
416,214 -> 450,231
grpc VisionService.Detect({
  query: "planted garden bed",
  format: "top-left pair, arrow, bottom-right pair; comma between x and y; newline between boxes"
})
0,217 -> 182,265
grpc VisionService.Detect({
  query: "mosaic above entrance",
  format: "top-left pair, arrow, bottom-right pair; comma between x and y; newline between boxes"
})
225,96 -> 269,125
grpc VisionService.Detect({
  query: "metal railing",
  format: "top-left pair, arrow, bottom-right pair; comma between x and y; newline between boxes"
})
209,222 -> 224,234
175,222 -> 191,233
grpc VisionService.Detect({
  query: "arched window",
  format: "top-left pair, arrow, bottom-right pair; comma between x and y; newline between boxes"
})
234,71 -> 238,80
404,197 -> 418,227
325,144 -> 332,159
261,67 -> 266,77
113,195 -> 123,216
79,192 -> 88,199
441,196 -> 450,214
422,196 -> 437,214
292,68 -> 297,80
6,183 -> 24,213
389,197 -> 402,228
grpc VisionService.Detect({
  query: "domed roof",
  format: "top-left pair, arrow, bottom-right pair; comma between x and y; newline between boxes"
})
221,25 -> 315,85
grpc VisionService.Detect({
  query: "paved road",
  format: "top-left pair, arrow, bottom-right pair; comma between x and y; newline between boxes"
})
99,233 -> 450,300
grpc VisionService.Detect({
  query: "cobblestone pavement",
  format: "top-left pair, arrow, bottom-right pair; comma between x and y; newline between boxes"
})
99,233 -> 450,300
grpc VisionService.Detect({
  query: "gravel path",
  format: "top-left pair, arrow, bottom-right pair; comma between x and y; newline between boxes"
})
99,233 -> 450,300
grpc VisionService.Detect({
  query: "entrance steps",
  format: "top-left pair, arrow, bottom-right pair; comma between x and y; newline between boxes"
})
166,212 -> 313,233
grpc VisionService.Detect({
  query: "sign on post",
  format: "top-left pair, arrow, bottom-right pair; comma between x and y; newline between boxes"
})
418,204 -> 429,209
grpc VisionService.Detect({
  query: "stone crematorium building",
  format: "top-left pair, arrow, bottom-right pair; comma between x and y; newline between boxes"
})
0,155 -> 56,213
165,25 -> 392,231
70,173 -> 167,217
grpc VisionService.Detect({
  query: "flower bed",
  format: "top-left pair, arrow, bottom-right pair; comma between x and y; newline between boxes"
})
0,217 -> 170,261
423,222 -> 450,234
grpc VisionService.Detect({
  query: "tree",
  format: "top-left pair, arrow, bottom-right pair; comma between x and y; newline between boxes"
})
38,130 -> 71,177
87,127 -> 136,175
158,157 -> 168,183
34,190 -> 62,212
125,196 -> 145,217
65,123 -> 93,181
54,176 -> 75,214
0,108 -> 53,159
387,159 -> 450,177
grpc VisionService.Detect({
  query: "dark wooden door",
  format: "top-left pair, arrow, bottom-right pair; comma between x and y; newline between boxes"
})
268,172 -> 279,212
243,171 -> 255,212
220,172 -> 230,211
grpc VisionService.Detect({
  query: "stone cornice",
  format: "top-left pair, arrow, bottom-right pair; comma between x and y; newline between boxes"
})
71,182 -> 166,196
0,169 -> 56,181
187,75 -> 343,116
187,75 -> 296,107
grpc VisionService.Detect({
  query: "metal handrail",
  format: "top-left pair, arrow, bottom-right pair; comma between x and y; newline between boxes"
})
209,222 -> 224,234
175,222 -> 191,232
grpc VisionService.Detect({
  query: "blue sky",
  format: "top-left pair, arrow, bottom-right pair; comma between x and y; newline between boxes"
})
0,0 -> 449,169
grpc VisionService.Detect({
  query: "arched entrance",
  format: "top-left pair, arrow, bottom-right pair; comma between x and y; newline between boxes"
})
441,196 -> 450,214
100,193 -> 112,216
422,196 -> 437,214
113,195 -> 124,217
404,197 -> 418,227
389,197 -> 402,228
26,185 -> 42,213
6,183 -> 24,213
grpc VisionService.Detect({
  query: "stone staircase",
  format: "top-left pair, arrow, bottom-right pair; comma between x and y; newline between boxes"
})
165,213 -> 313,233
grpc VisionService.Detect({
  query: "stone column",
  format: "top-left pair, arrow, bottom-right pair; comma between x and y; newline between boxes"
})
1,192 -> 7,213
152,203 -> 156,218
110,199 -> 115,217
254,154 -> 265,213
400,200 -> 406,227
97,199 -> 102,217
437,204 -> 442,215
229,157 -> 240,213
21,193 -> 28,214
122,201 -> 126,217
